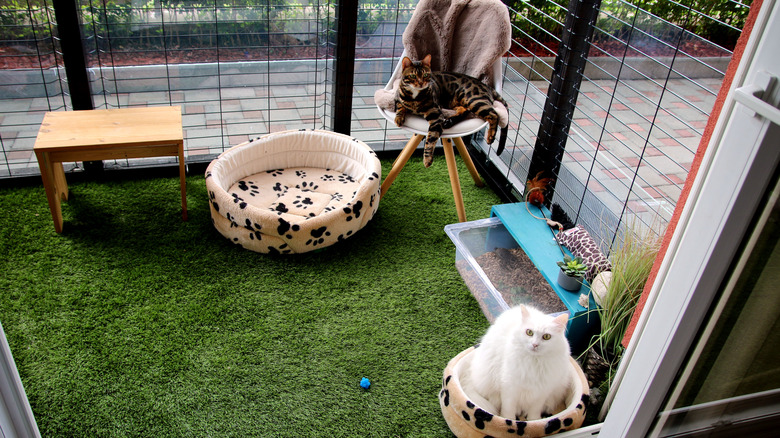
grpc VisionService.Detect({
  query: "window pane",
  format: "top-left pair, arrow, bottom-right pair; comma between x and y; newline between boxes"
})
654,183 -> 780,435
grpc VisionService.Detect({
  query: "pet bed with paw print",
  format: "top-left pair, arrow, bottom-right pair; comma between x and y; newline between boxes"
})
205,130 -> 382,254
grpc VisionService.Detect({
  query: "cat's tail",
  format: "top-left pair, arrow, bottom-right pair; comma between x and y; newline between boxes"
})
493,92 -> 509,155
496,126 -> 508,155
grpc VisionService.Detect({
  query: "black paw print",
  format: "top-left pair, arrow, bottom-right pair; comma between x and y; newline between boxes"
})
342,200 -> 363,221
305,226 -> 330,247
297,181 -> 319,190
337,174 -> 356,184
276,218 -> 300,239
231,193 -> 247,209
237,180 -> 260,196
209,191 -> 220,212
292,196 -> 315,210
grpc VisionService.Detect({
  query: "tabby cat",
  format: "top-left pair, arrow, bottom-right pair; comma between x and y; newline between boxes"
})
394,54 -> 508,167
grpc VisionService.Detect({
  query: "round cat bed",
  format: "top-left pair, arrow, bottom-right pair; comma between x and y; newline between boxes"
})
205,129 -> 382,254
439,347 -> 588,438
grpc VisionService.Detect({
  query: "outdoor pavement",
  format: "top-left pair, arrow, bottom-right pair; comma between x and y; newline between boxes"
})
0,65 -> 722,230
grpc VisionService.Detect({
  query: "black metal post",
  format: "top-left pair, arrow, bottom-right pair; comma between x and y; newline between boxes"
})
332,0 -> 358,135
527,0 -> 601,203
52,0 -> 103,173
52,0 -> 94,111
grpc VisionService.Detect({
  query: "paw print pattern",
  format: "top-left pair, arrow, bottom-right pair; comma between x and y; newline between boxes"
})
276,218 -> 301,239
306,226 -> 331,247
320,174 -> 335,182
297,181 -> 319,191
237,180 -> 261,197
342,201 -> 363,221
266,169 -> 284,178
209,191 -> 220,212
295,170 -> 307,178
292,196 -> 315,210
337,174 -> 356,184
231,193 -> 247,209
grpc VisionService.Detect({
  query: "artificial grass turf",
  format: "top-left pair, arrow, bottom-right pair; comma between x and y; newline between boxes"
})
0,154 -> 502,437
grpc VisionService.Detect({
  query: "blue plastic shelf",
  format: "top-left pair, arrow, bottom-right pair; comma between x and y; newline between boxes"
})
489,203 -> 598,354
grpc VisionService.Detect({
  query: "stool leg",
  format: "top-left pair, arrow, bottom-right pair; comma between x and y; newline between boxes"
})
442,138 -> 466,222
380,134 -> 424,199
453,137 -> 484,187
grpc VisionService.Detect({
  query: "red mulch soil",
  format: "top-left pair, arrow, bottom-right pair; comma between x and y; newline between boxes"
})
0,37 -> 730,70
457,246 -> 568,315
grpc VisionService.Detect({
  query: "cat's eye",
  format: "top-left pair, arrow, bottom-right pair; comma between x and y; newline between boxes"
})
408,74 -> 416,80
423,73 -> 430,79
526,329 -> 534,336
542,333 -> 551,340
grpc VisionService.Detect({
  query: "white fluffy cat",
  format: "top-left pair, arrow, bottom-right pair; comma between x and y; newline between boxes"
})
460,304 -> 571,421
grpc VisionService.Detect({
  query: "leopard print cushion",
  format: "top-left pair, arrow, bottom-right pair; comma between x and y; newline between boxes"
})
439,347 -> 588,437
205,130 -> 381,254
555,225 -> 612,281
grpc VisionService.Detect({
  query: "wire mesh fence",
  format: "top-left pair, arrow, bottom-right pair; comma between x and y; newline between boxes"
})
481,0 -> 747,249
0,0 -> 752,246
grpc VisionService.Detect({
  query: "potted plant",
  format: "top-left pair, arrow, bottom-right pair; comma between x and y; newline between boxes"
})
556,255 -> 588,292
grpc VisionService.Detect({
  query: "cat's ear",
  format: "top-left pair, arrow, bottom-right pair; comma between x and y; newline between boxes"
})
422,54 -> 432,67
519,304 -> 530,320
552,313 -> 569,331
402,57 -> 412,69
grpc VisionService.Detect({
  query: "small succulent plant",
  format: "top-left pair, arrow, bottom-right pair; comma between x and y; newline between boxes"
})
557,255 -> 588,277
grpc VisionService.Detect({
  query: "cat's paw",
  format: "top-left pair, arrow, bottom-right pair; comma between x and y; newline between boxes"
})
423,155 -> 434,167
394,115 -> 406,127
486,129 -> 497,144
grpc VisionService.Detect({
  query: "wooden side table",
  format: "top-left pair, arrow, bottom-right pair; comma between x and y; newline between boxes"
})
34,106 -> 187,233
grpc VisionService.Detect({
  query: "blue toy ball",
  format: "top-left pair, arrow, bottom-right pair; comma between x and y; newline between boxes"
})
360,377 -> 371,389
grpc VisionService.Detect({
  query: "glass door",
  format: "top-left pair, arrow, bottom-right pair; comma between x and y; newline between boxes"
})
595,0 -> 780,435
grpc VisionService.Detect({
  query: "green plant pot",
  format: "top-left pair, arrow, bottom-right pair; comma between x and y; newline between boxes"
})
557,270 -> 584,292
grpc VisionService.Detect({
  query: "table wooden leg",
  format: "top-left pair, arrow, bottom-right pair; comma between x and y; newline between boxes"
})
380,134 -> 424,199
442,139 -> 466,222
35,151 -> 65,233
453,137 -> 484,187
178,143 -> 188,221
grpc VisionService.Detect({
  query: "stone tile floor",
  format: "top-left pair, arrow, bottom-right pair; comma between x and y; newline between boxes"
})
0,73 -> 721,228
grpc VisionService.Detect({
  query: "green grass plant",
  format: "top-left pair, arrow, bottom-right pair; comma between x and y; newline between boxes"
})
590,219 -> 663,400
0,155 -> 501,437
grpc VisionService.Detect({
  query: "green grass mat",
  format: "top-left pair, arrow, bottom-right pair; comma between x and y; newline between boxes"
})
0,155 -> 501,437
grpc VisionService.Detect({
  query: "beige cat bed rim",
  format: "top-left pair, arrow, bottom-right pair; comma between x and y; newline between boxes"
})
439,346 -> 588,438
205,129 -> 382,254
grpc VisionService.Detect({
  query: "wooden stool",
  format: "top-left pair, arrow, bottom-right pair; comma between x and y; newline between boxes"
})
34,106 -> 187,233
380,135 -> 483,222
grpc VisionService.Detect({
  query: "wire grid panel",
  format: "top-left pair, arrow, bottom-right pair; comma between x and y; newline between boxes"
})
84,1 -> 335,168
0,2 -> 68,178
0,1 -> 337,176
490,0 -> 741,248
349,1 -> 416,152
